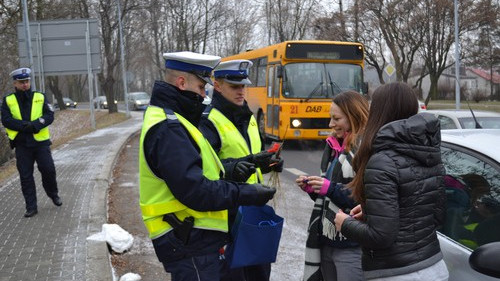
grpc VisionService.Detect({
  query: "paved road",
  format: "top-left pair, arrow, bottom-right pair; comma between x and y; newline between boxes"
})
0,112 -> 142,281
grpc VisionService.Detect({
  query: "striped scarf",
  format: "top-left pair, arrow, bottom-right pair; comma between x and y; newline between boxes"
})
303,136 -> 355,281
303,197 -> 347,281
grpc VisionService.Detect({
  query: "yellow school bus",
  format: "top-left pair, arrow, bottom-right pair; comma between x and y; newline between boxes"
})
222,40 -> 366,140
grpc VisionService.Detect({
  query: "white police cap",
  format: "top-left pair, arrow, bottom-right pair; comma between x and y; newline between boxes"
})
163,51 -> 221,85
10,68 -> 31,80
214,59 -> 253,85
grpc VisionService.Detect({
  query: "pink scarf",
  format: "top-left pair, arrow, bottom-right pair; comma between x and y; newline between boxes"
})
326,134 -> 347,157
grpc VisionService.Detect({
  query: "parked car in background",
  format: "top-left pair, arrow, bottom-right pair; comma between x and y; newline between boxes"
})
54,97 -> 77,109
127,92 -> 150,110
93,95 -> 117,109
439,129 -> 500,280
427,110 -> 500,129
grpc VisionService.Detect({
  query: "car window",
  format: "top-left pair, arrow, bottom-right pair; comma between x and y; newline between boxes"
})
440,144 -> 500,250
458,117 -> 500,129
438,115 -> 457,129
130,93 -> 150,100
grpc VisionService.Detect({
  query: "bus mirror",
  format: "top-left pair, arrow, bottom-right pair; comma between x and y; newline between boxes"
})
362,82 -> 369,94
276,65 -> 283,78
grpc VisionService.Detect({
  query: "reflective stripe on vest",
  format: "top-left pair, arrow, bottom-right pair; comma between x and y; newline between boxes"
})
5,92 -> 50,141
139,106 -> 228,239
207,108 -> 263,184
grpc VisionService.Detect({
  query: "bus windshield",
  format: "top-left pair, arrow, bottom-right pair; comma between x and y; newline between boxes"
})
282,62 -> 363,99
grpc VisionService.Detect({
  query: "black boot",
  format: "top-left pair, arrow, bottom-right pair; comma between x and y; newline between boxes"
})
52,196 -> 62,206
24,209 -> 38,217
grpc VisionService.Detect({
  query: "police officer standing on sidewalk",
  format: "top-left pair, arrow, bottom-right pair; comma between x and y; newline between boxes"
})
199,59 -> 284,281
1,68 -> 62,218
139,51 -> 276,280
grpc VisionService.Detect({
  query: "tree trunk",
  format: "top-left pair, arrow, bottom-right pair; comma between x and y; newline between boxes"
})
47,77 -> 66,110
428,75 -> 439,101
101,77 -> 118,113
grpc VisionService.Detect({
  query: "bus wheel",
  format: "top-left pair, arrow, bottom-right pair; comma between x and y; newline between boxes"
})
257,111 -> 266,140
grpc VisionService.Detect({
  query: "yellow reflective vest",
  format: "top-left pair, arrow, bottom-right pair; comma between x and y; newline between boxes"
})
139,106 -> 228,239
207,108 -> 263,184
4,92 -> 50,141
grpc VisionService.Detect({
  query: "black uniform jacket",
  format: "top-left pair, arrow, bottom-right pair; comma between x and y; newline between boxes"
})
1,89 -> 54,148
145,81 -> 267,261
341,113 -> 446,276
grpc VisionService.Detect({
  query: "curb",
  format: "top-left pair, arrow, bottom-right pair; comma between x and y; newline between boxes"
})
86,123 -> 142,281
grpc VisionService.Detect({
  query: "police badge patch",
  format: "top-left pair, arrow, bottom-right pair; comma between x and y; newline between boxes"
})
48,104 -> 55,112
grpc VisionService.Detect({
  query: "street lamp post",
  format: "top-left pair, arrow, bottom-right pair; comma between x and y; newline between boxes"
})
21,0 -> 36,90
116,0 -> 130,117
454,0 -> 461,110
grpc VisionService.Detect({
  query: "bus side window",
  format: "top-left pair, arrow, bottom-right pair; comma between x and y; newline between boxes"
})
273,66 -> 280,98
249,59 -> 258,86
256,57 -> 267,87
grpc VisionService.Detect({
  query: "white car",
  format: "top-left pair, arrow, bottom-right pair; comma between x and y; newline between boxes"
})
127,92 -> 150,110
439,129 -> 500,280
427,109 -> 500,129
93,95 -> 118,109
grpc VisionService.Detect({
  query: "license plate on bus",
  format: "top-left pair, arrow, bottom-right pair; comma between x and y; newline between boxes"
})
318,131 -> 331,136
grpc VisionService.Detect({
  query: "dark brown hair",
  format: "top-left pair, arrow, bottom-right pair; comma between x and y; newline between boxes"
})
332,91 -> 369,152
349,82 -> 419,202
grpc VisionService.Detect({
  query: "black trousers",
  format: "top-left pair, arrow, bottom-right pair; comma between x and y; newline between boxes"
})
15,145 -> 58,211
222,263 -> 271,281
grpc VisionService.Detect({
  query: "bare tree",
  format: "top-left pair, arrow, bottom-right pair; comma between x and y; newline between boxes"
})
97,0 -> 140,113
211,0 -> 257,56
0,1 -> 25,93
312,1 -> 392,84
263,0 -> 319,43
462,0 -> 499,99
359,1 -> 425,83
420,0 -> 487,101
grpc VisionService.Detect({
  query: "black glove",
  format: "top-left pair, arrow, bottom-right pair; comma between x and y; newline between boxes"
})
238,184 -> 277,206
21,121 -> 34,133
270,157 -> 284,172
232,161 -> 256,182
251,151 -> 274,168
31,121 -> 40,133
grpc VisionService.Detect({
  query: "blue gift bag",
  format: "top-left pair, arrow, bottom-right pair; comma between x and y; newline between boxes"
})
226,205 -> 284,268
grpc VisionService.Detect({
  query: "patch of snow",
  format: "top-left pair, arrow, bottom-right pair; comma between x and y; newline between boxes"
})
119,182 -> 136,187
119,273 -> 142,281
87,223 -> 134,253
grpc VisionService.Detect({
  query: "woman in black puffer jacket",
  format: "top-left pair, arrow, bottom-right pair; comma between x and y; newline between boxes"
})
334,82 -> 449,281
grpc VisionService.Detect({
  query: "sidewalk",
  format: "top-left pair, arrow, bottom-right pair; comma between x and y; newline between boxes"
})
0,112 -> 143,281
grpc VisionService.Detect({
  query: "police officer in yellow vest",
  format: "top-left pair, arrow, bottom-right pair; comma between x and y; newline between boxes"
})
1,68 -> 61,218
139,52 -> 276,280
199,59 -> 284,281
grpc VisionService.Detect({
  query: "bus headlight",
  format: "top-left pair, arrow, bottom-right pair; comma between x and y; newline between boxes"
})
291,119 -> 302,128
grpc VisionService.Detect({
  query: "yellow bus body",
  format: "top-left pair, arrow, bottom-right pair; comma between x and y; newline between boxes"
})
222,40 -> 365,140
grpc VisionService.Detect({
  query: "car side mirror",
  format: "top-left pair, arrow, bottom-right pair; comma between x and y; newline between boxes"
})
469,242 -> 500,278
